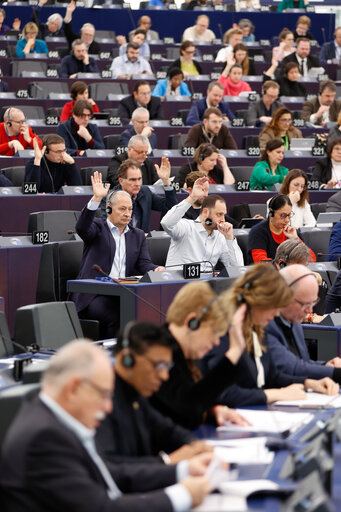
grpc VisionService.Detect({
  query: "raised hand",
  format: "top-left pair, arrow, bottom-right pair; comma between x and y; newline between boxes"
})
154,156 -> 171,185
91,171 -> 110,201
187,176 -> 209,204
33,137 -> 45,163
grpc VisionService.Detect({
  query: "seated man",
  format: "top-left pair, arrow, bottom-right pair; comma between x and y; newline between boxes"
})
57,99 -> 104,154
107,135 -> 158,188
71,171 -> 163,337
63,0 -> 101,54
110,43 -> 152,79
118,80 -> 163,121
117,29 -> 150,60
25,134 -> 81,193
320,27 -> 341,65
265,264 -> 341,382
129,15 -> 159,41
302,80 -> 341,127
184,107 -> 237,150
182,15 -> 216,43
60,39 -> 99,78
246,81 -> 283,127
32,0 -> 64,39
186,81 -> 234,126
107,158 -> 177,234
0,339 -> 211,511
161,181 -> 244,271
96,322 -> 212,464
0,107 -> 42,156
276,37 -> 321,78
119,107 -> 157,150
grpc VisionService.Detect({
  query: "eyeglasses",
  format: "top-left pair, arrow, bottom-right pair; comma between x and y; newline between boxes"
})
291,182 -> 306,191
184,50 -> 195,55
279,118 -> 292,124
295,297 -> 320,309
129,146 -> 148,156
134,119 -> 149,125
10,119 -> 26,125
143,354 -> 174,372
277,212 -> 295,219
82,379 -> 113,401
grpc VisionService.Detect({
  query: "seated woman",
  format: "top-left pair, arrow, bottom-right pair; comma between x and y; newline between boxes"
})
56,99 -> 104,155
247,193 -> 316,264
151,68 -> 191,100
176,143 -> 235,188
272,28 -> 295,62
218,63 -> 252,97
327,112 -> 341,146
16,21 -> 48,57
117,29 -> 150,59
203,263 -> 336,407
167,41 -> 202,77
278,169 -> 315,228
229,43 -> 256,76
312,138 -> 341,189
237,19 -> 255,43
264,61 -> 307,98
250,140 -> 289,191
259,107 -> 303,151
60,81 -> 99,123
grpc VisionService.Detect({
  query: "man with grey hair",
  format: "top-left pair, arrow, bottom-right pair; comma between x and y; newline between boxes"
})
264,264 -> 341,383
107,134 -> 158,188
0,339 -> 212,511
63,0 -> 101,54
32,0 -> 64,39
60,39 -> 99,78
119,107 -> 157,149
71,171 -> 163,338
0,107 -> 42,155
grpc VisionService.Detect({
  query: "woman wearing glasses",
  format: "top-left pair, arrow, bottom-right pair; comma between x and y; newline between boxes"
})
278,169 -> 316,228
250,140 -> 289,191
259,107 -> 302,152
247,193 -> 316,263
167,41 -> 202,77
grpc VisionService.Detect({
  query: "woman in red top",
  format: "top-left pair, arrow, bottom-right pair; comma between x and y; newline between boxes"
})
60,81 -> 99,122
218,63 -> 252,97
247,193 -> 316,264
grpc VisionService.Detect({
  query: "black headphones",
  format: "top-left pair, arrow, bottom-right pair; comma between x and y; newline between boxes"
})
205,218 -> 213,226
105,190 -> 115,215
5,107 -> 12,127
121,321 -> 136,369
288,273 -> 316,288
188,294 -> 220,331
237,267 -> 272,304
278,240 -> 302,269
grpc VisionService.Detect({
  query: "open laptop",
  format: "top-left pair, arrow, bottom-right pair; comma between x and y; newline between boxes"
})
290,138 -> 315,151
316,212 -> 341,227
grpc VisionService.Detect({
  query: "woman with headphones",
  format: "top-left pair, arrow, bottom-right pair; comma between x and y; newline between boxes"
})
176,143 -> 235,188
247,193 -> 316,264
203,264 -> 337,407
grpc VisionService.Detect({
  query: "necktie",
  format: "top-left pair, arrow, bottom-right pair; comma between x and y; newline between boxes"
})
299,59 -> 305,76
84,437 -> 122,500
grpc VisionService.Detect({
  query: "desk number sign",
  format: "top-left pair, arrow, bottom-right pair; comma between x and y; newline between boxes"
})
183,263 -> 201,279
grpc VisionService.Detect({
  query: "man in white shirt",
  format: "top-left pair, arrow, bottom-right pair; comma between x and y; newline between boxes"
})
182,15 -> 216,43
0,339 -> 213,511
215,28 -> 243,63
110,42 -> 152,79
161,177 -> 244,271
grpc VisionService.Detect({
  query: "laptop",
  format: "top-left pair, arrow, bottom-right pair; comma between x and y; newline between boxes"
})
290,138 -> 315,151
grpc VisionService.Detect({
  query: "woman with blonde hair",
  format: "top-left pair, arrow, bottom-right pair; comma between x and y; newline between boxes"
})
16,21 -> 48,58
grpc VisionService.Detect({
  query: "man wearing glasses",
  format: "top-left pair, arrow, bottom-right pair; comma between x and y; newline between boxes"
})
118,81 -> 163,121
0,107 -> 42,156
119,107 -> 157,150
24,134 -> 82,193
264,264 -> 341,383
57,99 -> 104,154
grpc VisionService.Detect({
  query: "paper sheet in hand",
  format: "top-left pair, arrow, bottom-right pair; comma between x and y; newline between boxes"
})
217,409 -> 313,434
219,479 -> 279,497
275,392 -> 341,408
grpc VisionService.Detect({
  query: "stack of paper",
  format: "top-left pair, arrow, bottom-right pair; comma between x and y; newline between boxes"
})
217,409 -> 313,434
274,392 -> 341,408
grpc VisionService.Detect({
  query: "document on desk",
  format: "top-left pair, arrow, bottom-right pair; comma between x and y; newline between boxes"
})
207,437 -> 274,464
217,409 -> 313,434
192,494 -> 247,512
274,392 -> 341,408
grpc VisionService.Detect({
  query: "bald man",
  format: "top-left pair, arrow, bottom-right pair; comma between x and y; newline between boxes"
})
0,107 -> 42,156
0,339 -> 212,512
265,264 -> 341,383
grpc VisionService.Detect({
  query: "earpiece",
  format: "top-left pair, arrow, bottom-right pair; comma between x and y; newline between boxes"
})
45,147 -> 49,155
105,190 -> 115,215
268,209 -> 274,217
106,205 -> 112,215
7,121 -> 12,127
121,321 -> 135,369
199,148 -> 206,162
205,218 -> 213,226
188,295 -> 219,331
279,260 -> 286,269
237,268 -> 272,304
5,107 -> 12,127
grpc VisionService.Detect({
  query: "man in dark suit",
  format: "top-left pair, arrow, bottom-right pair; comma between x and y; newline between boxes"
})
276,38 -> 321,78
265,265 -> 341,382
118,81 -> 163,121
119,107 -> 158,149
246,81 -> 283,127
186,82 -> 234,126
71,169 -> 163,338
63,0 -> 101,54
302,80 -> 341,127
0,340 -> 212,512
320,27 -> 341,65
96,321 -> 212,464
59,40 -> 99,78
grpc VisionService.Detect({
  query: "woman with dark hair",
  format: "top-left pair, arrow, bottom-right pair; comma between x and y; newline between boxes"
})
247,194 -> 316,263
218,63 -> 252,96
264,61 -> 307,98
278,169 -> 315,227
250,140 -> 289,190
230,43 -> 256,76
272,28 -> 295,61
176,143 -> 235,188
167,41 -> 202,77
60,81 -> 99,122
312,138 -> 341,189
151,68 -> 191,100
259,107 -> 303,151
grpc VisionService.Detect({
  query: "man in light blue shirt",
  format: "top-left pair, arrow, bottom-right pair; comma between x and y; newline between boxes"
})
110,42 -> 153,79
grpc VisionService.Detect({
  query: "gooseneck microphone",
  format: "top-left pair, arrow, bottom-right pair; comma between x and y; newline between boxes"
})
92,264 -> 166,317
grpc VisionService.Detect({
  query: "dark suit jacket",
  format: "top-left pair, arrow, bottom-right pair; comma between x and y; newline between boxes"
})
119,124 -> 157,150
107,153 -> 158,188
311,157 -> 333,186
326,269 -> 341,313
264,319 -> 334,380
64,20 -> 101,54
276,52 -> 320,79
56,118 -> 104,152
302,97 -> 341,124
186,98 -> 235,126
320,41 -> 338,65
326,191 -> 341,212
96,374 -> 196,464
167,58 -> 202,76
246,99 -> 284,127
31,7 -> 65,40
117,95 -> 164,120
71,207 -> 156,312
0,173 -> 13,187
0,396 -> 176,512
59,54 -> 99,78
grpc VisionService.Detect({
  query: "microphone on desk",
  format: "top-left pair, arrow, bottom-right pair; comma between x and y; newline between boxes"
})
92,264 -> 166,317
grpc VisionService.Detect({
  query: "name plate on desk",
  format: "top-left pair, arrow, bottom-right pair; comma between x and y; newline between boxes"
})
140,270 -> 184,282
183,263 -> 200,279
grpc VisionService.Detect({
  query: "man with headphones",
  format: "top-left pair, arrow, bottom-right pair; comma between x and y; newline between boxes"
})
246,81 -> 283,127
302,80 -> 341,127
24,134 -> 82,193
71,171 -> 163,338
265,264 -> 341,384
161,178 -> 244,271
184,107 -> 237,150
0,107 -> 42,156
320,27 -> 341,65
59,39 -> 99,78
